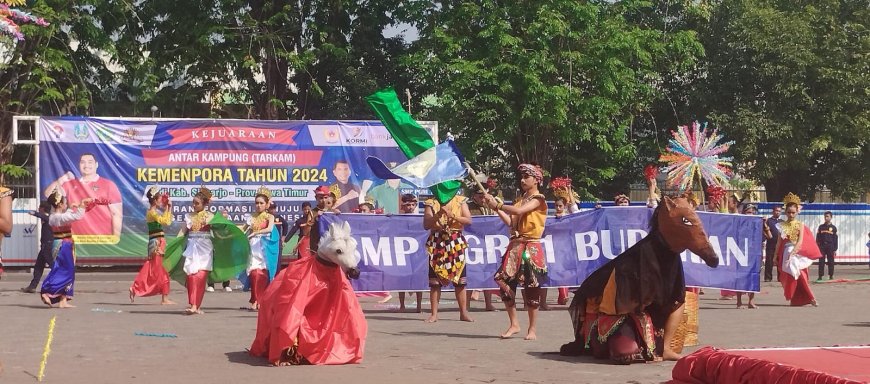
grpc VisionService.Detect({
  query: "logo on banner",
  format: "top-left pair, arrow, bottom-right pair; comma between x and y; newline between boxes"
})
74,124 -> 89,140
121,126 -> 142,143
324,127 -> 340,143
51,124 -> 64,138
23,225 -> 36,236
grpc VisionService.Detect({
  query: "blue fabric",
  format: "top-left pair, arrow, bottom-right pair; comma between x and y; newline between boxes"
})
318,207 -> 763,293
41,239 -> 76,302
264,225 -> 280,282
366,140 -> 468,188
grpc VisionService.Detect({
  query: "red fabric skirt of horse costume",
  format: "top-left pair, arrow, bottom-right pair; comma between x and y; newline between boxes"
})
249,255 -> 367,365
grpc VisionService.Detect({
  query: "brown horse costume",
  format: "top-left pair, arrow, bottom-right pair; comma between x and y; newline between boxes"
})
559,196 -> 719,364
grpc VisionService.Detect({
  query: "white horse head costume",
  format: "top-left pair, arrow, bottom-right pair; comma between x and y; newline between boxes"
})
317,221 -> 361,279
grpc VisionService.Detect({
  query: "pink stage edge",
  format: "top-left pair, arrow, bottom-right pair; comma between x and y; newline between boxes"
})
672,345 -> 870,384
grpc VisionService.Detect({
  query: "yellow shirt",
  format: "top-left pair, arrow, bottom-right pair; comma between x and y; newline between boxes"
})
513,193 -> 547,239
425,196 -> 467,231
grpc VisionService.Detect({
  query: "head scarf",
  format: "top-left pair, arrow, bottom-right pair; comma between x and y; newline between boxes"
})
517,164 -> 543,185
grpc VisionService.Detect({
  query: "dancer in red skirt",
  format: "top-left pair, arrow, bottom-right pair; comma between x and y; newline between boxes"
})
129,187 -> 176,304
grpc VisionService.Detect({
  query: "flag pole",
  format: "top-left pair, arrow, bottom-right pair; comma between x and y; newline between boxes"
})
464,163 -> 488,193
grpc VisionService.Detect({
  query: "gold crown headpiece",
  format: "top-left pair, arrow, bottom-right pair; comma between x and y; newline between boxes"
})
782,192 -> 801,206
196,185 -> 213,201
256,185 -> 272,199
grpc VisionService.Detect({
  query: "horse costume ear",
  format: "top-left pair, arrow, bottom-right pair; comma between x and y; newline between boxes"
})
663,195 -> 676,210
341,220 -> 351,235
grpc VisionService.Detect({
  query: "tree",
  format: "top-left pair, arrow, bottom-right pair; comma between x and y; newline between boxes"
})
407,0 -> 705,198
134,0 -> 414,119
699,0 -> 869,201
0,1 -> 121,167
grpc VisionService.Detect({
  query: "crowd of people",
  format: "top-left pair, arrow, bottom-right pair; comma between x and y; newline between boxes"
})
0,163 -> 864,366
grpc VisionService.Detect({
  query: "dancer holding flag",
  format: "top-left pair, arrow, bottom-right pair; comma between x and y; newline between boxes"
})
129,187 -> 175,305
484,164 -> 549,340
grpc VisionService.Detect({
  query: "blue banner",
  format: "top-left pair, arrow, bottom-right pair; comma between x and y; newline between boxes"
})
38,117 -> 432,262
321,207 -> 763,292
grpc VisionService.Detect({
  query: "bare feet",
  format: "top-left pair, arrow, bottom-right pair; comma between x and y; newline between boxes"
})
377,294 -> 393,304
184,307 -> 201,315
129,288 -> 135,303
524,330 -> 537,340
485,305 -> 497,312
736,302 -> 745,309
41,293 -> 52,307
459,314 -> 475,322
662,349 -> 683,361
811,300 -> 818,307
748,303 -> 758,309
500,324 -> 521,338
424,315 -> 438,323
59,300 -> 75,308
161,299 -> 177,305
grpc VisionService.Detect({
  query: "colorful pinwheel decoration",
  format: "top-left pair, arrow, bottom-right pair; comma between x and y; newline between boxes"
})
659,121 -> 734,194
1,1 -> 49,42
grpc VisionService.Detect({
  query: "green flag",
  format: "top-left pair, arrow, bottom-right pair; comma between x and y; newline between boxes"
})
365,87 -> 462,204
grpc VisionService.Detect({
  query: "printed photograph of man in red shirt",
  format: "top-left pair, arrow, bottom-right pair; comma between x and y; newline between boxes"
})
43,153 -> 123,243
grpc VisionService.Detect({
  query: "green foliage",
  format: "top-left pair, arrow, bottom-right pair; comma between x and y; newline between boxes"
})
407,0 -> 705,199
699,0 -> 869,201
0,164 -> 31,179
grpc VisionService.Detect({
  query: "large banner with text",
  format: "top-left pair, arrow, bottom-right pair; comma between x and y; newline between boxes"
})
323,207 -> 763,292
38,117 -> 432,262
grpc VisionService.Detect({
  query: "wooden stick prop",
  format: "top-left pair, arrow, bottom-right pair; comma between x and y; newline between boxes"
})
37,315 -> 57,382
464,163 -> 489,193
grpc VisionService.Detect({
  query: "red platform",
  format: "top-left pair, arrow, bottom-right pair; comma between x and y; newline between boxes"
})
672,345 -> 870,383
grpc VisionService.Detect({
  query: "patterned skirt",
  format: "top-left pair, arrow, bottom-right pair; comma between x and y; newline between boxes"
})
426,230 -> 468,286
493,238 -> 548,295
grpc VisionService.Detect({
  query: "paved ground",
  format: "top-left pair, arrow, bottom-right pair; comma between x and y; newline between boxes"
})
1,265 -> 869,384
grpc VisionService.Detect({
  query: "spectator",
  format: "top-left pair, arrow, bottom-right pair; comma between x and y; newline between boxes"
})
816,211 -> 838,280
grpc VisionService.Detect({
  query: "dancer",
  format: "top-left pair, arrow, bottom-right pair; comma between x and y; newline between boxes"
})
422,194 -> 473,322
776,193 -> 822,307
244,187 -> 279,311
545,177 -> 579,308
560,195 -> 720,363
163,186 -> 249,315
129,187 -> 175,304
40,189 -> 91,308
250,221 -> 366,365
484,163 -> 548,340
21,201 -> 53,293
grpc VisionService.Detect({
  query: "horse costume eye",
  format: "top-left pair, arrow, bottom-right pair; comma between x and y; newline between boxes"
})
335,248 -> 343,254
682,217 -> 693,226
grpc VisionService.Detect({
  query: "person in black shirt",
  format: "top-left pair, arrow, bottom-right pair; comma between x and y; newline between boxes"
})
816,211 -> 838,280
21,201 -> 54,293
763,205 -> 783,282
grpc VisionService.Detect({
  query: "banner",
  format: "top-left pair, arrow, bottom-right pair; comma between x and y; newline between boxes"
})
38,117 -> 433,262
322,207 -> 763,292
